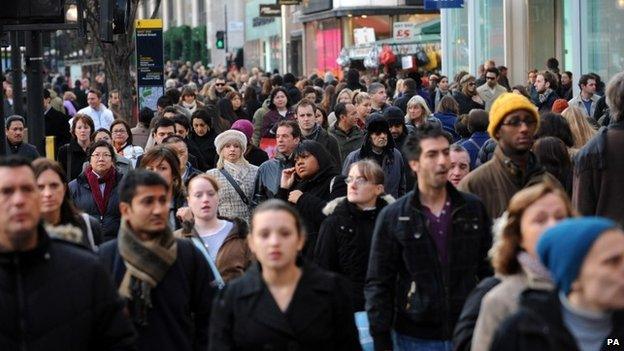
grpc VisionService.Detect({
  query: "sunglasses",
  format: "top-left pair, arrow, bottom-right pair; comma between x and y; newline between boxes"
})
215,83 -> 225,87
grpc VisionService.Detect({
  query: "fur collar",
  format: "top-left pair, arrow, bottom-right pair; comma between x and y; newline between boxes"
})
322,194 -> 395,216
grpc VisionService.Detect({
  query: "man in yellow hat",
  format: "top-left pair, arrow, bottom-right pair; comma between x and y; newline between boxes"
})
458,93 -> 559,218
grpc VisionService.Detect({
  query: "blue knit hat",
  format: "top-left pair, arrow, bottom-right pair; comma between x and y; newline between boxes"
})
537,217 -> 618,295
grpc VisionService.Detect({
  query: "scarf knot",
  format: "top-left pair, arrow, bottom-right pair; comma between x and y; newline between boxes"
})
85,165 -> 117,215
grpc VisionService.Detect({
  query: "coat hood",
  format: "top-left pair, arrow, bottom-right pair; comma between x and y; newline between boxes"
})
360,114 -> 397,159
322,194 -> 396,216
294,140 -> 339,182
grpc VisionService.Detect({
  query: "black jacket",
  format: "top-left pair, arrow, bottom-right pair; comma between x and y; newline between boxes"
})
0,227 -> 136,350
531,89 -> 559,113
189,130 -> 218,170
393,90 -> 418,114
5,140 -> 40,161
68,170 -> 123,242
245,144 -> 269,167
303,125 -> 342,168
284,83 -> 302,105
58,139 -> 88,181
490,290 -> 624,351
365,182 -> 492,350
453,91 -> 486,115
45,107 -> 71,154
314,195 -> 394,311
99,238 -> 216,351
209,261 -> 362,351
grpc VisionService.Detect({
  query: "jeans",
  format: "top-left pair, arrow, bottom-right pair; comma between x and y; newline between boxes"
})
393,332 -> 453,351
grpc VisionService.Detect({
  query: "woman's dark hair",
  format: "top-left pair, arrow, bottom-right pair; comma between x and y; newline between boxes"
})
32,158 -> 81,226
511,85 -> 530,99
436,95 -> 459,114
217,98 -> 237,123
320,85 -> 336,113
267,87 -> 291,110
87,140 -> 116,165
316,106 -> 328,129
173,115 -> 191,133
533,136 -> 572,188
110,119 -> 133,145
226,91 -> 243,106
251,199 -> 306,237
454,114 -> 471,139
91,128 -> 112,143
243,86 -> 258,104
535,112 -> 574,148
138,144 -> 183,196
191,107 -> 214,129
139,107 -> 154,127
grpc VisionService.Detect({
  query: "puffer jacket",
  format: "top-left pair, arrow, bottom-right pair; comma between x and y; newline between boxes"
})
365,182 -> 492,351
69,171 -> 123,242
0,227 -> 136,350
314,195 -> 395,311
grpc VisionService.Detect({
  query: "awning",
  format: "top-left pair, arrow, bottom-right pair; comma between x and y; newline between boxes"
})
297,6 -> 437,23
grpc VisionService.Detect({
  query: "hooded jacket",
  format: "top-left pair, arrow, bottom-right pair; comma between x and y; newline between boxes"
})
342,115 -> 406,198
189,129 -> 218,170
276,141 -> 347,257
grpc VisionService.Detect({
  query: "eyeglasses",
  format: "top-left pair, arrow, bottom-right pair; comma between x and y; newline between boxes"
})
91,153 -> 112,159
486,76 -> 497,80
344,177 -> 370,186
467,82 -> 476,86
501,117 -> 537,128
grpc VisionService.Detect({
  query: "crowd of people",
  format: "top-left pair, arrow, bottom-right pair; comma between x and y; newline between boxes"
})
1,57 -> 623,351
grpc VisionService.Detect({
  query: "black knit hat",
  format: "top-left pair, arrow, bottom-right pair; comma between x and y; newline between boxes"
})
383,106 -> 404,126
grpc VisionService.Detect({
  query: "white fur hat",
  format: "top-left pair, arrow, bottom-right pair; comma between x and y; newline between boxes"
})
214,129 -> 247,153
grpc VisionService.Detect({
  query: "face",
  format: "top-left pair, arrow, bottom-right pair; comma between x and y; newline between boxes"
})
519,192 -> 568,256
296,105 -> 316,133
109,92 -> 120,106
439,78 -> 449,91
273,91 -> 288,109
192,118 -> 208,137
356,98 -> 372,118
304,92 -> 316,103
94,132 -> 111,144
346,166 -> 383,207
582,79 -> 597,95
87,92 -> 100,109
187,178 -> 219,222
37,169 -> 65,216
154,126 -> 175,145
276,126 -> 299,155
408,136 -> 450,190
168,141 -> 189,169
175,123 -> 189,138
215,79 -> 226,93
372,89 -> 387,106
5,86 -> 13,98
6,121 -> 24,144
144,159 -> 174,187
90,146 -> 114,174
222,141 -> 243,163
315,109 -> 324,126
448,150 -> 470,186
528,72 -> 537,84
486,72 -> 498,88
370,131 -> 388,149
183,94 -> 195,104
231,95 -> 242,109
120,185 -> 170,236
389,123 -> 403,140
338,92 -> 351,104
295,152 -> 320,180
496,110 -> 537,154
572,230 -> 624,310
0,166 -> 41,249
408,104 -> 424,121
74,120 -> 92,142
534,74 -> 549,93
561,73 -> 571,86
465,81 -> 477,94
111,124 -> 129,145
248,210 -> 305,271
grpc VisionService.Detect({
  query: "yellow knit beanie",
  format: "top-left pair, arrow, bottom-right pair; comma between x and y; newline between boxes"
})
487,93 -> 540,139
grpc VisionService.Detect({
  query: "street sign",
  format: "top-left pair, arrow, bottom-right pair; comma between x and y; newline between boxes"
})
259,4 -> 281,17
424,0 -> 464,9
278,0 -> 301,5
228,21 -> 244,32
393,22 -> 417,40
135,19 -> 164,111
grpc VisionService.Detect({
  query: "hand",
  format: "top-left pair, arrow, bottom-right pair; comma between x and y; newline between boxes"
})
280,167 -> 296,189
176,206 -> 193,222
288,190 -> 303,204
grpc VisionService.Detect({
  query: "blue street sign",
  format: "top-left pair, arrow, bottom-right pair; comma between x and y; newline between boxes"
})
424,0 -> 464,10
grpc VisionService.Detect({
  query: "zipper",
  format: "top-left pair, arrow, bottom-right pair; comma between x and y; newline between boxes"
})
14,255 -> 27,351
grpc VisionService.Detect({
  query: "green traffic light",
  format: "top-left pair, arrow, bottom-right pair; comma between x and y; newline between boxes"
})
216,39 -> 224,49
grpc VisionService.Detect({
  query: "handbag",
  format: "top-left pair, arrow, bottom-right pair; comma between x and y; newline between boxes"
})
219,168 -> 255,210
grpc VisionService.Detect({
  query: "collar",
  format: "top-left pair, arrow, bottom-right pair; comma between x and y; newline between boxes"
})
410,181 -> 465,211
493,146 -> 543,183
0,224 -> 51,266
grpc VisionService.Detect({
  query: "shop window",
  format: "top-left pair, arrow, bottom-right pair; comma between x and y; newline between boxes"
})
580,0 -> 624,80
475,0 -> 504,68
445,7 -> 469,74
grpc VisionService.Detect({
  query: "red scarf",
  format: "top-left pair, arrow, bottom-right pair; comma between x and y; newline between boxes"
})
85,165 -> 116,215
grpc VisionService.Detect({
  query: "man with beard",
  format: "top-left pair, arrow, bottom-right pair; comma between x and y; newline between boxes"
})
366,123 -> 492,351
453,75 -> 485,115
295,100 -> 341,167
458,93 -> 559,218
531,70 -> 559,113
342,114 -> 405,198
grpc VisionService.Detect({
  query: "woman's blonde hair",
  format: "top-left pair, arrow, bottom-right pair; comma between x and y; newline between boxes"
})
490,181 -> 576,275
561,106 -> 597,149
405,95 -> 432,124
336,88 -> 353,103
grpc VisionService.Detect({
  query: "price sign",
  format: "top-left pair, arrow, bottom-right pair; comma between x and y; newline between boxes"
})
393,22 -> 416,40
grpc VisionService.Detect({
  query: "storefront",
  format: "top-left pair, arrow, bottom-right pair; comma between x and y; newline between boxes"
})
244,0 -> 283,72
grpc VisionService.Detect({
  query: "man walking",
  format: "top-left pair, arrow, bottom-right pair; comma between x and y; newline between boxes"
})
75,89 -> 115,130
477,67 -> 507,111
568,74 -> 601,118
328,102 -> 365,162
295,100 -> 341,167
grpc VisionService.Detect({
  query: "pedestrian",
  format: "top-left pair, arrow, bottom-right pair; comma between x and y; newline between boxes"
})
453,75 -> 485,115
568,74 -> 601,118
260,87 -> 295,139
43,89 -> 71,154
209,199 -> 362,351
477,67 -> 507,111
448,144 -> 471,187
405,94 -> 437,129
532,136 -> 573,195
231,118 -> 269,166
558,71 -> 573,100
458,93 -> 558,219
99,169 -> 216,351
327,88 -> 354,126
283,72 -> 302,104
90,128 -> 134,175
433,75 -> 451,111
368,83 -> 389,113
433,95 -> 461,142
171,115 -> 207,171
530,71 -> 559,113
189,107 -> 218,170
0,156 -> 136,350
365,123 -> 492,351
74,89 -> 115,130
58,114 -> 94,181
393,78 -> 420,114
460,109 -> 490,169
227,91 -> 248,121
296,99 -> 342,168
4,115 -> 40,161
175,174 -> 252,282
561,106 -> 596,151
162,135 -> 201,186
33,158 -> 102,250
207,130 -> 258,222
243,86 -> 262,120
490,217 -> 624,351
328,102 -> 365,162
132,107 -> 153,149
573,71 -> 624,225
471,181 -> 574,351
110,119 -> 144,168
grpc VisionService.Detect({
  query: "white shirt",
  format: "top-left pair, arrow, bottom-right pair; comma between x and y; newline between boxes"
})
72,104 -> 115,130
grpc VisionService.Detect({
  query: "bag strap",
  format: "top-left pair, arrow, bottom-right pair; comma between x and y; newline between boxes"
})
190,236 -> 225,289
81,213 -> 96,251
219,168 -> 250,206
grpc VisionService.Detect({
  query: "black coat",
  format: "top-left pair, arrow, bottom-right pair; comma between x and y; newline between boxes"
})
453,91 -> 486,115
314,195 -> 394,311
45,107 -> 71,154
490,290 -> 624,351
365,182 -> 492,350
209,261 -> 362,351
245,144 -> 269,167
68,171 -> 123,242
393,90 -> 418,114
190,130 -> 218,170
99,238 -> 215,351
58,139 -> 88,181
0,228 -> 136,350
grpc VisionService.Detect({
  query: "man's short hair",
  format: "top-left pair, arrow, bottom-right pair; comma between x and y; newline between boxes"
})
276,119 -> 301,139
43,89 -> 51,100
162,106 -> 178,115
368,82 -> 386,95
172,115 -> 190,131
0,156 -> 34,173
139,107 -> 154,126
334,102 -> 349,121
402,78 -> 417,92
538,71 -> 558,89
467,109 -> 489,133
294,99 -> 316,115
578,74 -> 595,88
162,134 -> 186,146
119,169 -> 169,204
5,115 -> 25,129
88,89 -> 102,98
402,123 -> 452,161
485,67 -> 500,77
157,96 -> 173,108
153,118 -> 177,134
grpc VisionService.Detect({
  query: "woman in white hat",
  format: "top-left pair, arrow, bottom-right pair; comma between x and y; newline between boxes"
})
207,130 -> 259,222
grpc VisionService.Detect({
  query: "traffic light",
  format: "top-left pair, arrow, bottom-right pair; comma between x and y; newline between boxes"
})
216,31 -> 225,50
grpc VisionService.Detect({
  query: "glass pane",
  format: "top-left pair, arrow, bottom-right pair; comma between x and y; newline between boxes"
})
476,0 -> 504,68
528,0 -> 556,71
581,0 -> 624,80
445,7 -> 469,74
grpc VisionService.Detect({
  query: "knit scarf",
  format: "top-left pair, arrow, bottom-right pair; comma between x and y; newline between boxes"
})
538,88 -> 554,103
85,165 -> 116,216
118,220 -> 178,327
